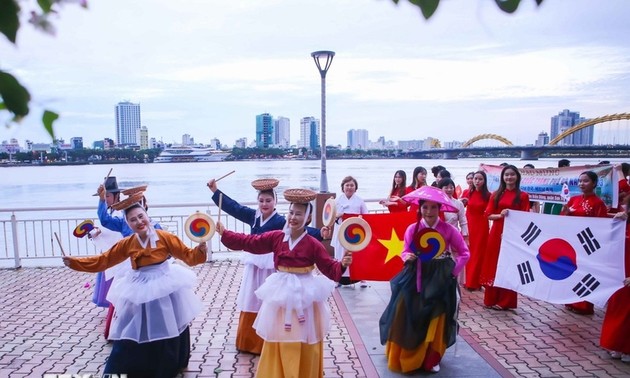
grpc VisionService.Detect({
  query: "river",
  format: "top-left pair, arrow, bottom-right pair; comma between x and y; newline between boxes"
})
0,157 -> 621,212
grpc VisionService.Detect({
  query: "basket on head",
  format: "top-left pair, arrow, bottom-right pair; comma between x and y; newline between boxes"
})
283,188 -> 317,204
251,178 -> 279,191
122,185 -> 148,196
111,191 -> 145,211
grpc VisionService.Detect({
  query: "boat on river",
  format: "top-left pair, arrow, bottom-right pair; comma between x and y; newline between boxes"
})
153,146 -> 230,163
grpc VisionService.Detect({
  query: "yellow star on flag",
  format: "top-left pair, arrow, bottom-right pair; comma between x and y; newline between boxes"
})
378,228 -> 405,263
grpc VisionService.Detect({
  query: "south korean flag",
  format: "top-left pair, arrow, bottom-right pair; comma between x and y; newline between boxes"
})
494,210 -> 625,307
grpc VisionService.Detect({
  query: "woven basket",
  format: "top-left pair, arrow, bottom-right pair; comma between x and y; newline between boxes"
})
251,178 -> 279,191
121,185 -> 148,196
283,188 -> 317,203
111,191 -> 145,211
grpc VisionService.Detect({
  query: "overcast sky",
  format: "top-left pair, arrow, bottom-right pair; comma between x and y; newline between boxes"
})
3,0 -> 630,148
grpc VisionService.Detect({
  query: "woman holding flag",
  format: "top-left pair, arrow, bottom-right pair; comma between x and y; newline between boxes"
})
379,186 -> 469,373
463,171 -> 491,291
481,164 -> 530,310
601,195 -> 630,362
560,170 -> 608,315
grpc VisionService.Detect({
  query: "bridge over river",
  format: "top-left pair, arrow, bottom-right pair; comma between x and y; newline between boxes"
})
408,113 -> 630,160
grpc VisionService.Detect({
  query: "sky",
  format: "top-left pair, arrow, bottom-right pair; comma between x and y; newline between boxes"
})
2,0 -> 630,148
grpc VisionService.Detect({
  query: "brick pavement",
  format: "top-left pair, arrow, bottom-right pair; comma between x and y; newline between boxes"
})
457,289 -> 630,378
0,260 -> 365,378
1,260 -> 629,377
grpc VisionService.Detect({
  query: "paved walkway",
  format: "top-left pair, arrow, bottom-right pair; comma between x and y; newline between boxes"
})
1,259 -> 629,377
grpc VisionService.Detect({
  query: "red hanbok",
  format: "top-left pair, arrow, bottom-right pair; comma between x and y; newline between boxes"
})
481,189 -> 530,309
563,193 -> 608,315
464,190 -> 490,290
600,221 -> 630,354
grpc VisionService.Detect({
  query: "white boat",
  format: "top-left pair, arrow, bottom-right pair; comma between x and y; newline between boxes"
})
154,146 -> 230,163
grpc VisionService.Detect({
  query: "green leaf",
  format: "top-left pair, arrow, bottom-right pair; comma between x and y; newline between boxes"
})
42,110 -> 59,139
409,0 -> 440,20
0,0 -> 20,43
495,0 -> 521,13
0,71 -> 31,118
37,0 -> 53,13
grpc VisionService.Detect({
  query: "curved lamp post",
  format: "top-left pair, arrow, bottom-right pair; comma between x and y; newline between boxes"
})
311,50 -> 335,193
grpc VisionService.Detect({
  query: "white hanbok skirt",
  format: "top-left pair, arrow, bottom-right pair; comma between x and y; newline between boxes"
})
106,260 -> 202,343
236,252 -> 275,313
253,270 -> 335,344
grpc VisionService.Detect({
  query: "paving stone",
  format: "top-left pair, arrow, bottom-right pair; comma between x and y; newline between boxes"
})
4,262 -> 630,378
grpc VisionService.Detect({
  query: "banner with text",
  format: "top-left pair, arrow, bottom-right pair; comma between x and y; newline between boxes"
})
480,164 -> 618,207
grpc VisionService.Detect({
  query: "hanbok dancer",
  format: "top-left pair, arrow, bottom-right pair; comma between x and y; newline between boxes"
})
63,194 -> 207,377
207,177 -> 323,354
379,186 -> 469,373
217,188 -> 352,377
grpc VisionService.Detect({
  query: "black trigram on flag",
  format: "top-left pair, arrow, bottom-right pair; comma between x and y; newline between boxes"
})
572,274 -> 601,298
520,222 -> 541,246
517,261 -> 535,285
577,227 -> 601,255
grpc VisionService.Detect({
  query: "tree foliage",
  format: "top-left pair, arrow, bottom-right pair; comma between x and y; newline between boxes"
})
0,0 -> 87,137
393,0 -> 544,19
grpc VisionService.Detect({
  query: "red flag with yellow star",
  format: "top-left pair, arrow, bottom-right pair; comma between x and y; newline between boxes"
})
349,212 -> 417,281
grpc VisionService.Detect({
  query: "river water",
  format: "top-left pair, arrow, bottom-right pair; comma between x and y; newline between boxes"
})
0,157 -> 620,213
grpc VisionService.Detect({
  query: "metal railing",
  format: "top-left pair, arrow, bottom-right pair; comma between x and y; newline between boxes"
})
0,199 -> 387,268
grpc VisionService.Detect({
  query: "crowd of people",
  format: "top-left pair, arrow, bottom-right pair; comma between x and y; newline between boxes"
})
59,160 -> 630,377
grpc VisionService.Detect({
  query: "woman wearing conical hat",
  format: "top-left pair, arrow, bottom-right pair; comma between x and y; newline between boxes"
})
379,186 -> 469,373
216,188 -> 351,378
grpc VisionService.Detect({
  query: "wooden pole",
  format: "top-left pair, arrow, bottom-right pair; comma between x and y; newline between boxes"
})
53,232 -> 66,257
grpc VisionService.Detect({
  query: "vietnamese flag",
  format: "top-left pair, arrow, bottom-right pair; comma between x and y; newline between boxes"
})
349,211 -> 417,281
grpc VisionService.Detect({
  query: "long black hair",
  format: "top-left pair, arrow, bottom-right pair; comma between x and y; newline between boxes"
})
493,165 -> 522,208
391,170 -> 407,197
409,166 -> 427,189
470,170 -> 491,201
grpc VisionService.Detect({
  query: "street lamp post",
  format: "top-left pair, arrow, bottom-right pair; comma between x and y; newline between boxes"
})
311,50 -> 335,193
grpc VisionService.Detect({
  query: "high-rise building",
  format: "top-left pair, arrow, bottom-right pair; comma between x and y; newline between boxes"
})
115,101 -> 141,147
104,138 -> 115,149
550,109 -> 593,145
298,117 -> 320,150
138,126 -> 149,150
70,137 -> 83,150
535,131 -> 549,146
182,134 -> 194,146
256,113 -> 274,148
275,116 -> 290,148
398,140 -> 423,151
0,138 -> 21,154
347,129 -> 369,150
209,138 -> 221,150
235,137 -> 247,148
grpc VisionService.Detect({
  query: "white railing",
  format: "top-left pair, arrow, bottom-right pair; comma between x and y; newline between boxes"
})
0,199 -> 387,268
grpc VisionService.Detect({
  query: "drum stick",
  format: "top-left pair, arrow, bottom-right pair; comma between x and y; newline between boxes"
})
53,232 -> 66,257
215,170 -> 235,182
104,168 -> 113,183
217,193 -> 223,224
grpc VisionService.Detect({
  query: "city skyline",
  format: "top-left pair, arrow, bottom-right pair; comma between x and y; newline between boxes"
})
2,1 -> 630,147
0,106 -> 603,151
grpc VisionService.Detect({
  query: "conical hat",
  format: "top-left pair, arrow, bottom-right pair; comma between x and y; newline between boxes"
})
402,186 -> 459,212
